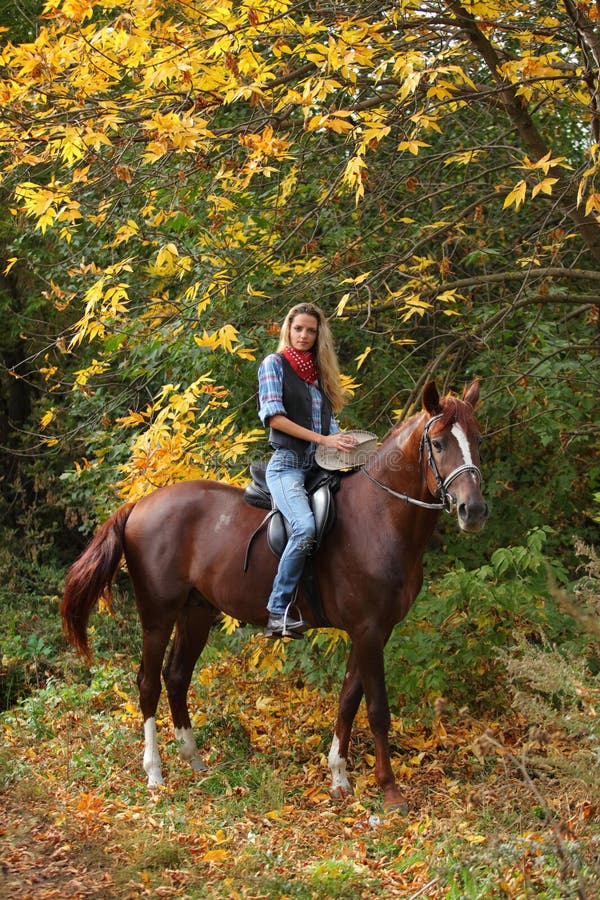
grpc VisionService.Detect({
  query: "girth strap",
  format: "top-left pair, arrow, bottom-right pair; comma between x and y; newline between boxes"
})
243,508 -> 278,572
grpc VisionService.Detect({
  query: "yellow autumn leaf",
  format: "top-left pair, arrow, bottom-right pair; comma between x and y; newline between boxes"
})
202,848 -> 229,863
503,180 -> 527,210
59,0 -> 94,23
246,283 -> 267,296
584,192 -> 600,216
235,346 -> 256,360
427,82 -> 456,100
40,409 -> 54,429
339,373 -> 361,395
445,150 -> 481,166
324,115 -> 354,134
217,324 -> 239,353
397,140 -> 430,155
40,363 -> 58,381
117,409 -> 153,427
524,151 -> 570,174
120,701 -> 139,720
336,292 -> 351,316
73,359 -> 110,386
532,177 -> 558,198
341,271 -> 371,285
208,828 -> 230,844
194,331 -> 217,350
110,220 -> 140,247
155,242 -> 179,272
355,346 -> 372,370
361,120 -> 391,144
60,126 -> 85,165
409,751 -> 426,766
302,787 -> 330,803
143,139 -> 169,163
221,615 -> 241,634
342,155 -> 367,202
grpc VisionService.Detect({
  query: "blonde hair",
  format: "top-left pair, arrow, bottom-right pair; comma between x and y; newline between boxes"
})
277,302 -> 347,411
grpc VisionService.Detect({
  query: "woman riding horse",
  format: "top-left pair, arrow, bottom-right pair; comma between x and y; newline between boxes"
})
61,377 -> 488,809
257,302 -> 357,638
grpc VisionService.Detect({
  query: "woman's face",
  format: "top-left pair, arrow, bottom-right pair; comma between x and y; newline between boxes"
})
289,313 -> 319,351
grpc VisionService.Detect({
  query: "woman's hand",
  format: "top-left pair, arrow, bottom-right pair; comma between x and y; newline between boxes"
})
268,415 -> 359,451
320,432 -> 359,451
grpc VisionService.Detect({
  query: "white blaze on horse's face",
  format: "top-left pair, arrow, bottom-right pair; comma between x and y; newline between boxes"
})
447,420 -> 487,533
451,422 -> 475,470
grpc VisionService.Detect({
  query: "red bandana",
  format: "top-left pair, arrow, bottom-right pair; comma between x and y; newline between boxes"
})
282,346 -> 319,384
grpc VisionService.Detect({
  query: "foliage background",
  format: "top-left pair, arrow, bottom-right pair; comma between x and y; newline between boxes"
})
0,1 -> 599,896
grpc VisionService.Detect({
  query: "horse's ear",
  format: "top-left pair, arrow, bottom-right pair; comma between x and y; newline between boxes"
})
462,379 -> 480,408
422,381 -> 442,415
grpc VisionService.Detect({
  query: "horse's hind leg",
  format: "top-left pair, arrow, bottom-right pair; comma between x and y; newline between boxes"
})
163,602 -> 216,774
137,616 -> 179,788
329,645 -> 363,799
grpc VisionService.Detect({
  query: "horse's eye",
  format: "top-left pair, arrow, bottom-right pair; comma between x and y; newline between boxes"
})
432,440 -> 443,452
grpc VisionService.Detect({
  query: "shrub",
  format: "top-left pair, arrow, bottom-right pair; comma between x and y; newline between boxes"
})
384,527 -> 575,714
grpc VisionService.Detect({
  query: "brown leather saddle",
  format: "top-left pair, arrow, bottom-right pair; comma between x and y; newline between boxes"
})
243,461 -> 339,558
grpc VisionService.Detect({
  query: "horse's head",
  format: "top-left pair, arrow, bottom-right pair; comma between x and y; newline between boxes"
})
421,380 -> 488,532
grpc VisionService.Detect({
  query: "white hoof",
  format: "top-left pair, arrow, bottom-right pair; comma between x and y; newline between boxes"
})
331,783 -> 354,800
175,727 -> 207,773
147,772 -> 164,790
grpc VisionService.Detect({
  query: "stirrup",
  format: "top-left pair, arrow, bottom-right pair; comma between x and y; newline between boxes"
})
264,606 -> 308,639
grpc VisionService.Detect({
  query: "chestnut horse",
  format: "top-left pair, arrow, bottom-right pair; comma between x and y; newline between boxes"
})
61,380 -> 487,809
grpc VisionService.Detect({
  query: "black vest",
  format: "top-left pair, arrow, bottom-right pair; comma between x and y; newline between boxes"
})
269,354 -> 333,456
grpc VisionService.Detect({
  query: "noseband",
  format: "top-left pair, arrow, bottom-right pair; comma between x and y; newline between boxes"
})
361,413 -> 483,513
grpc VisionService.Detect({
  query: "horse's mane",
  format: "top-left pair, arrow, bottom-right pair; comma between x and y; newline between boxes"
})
381,393 -> 477,445
428,396 -> 479,436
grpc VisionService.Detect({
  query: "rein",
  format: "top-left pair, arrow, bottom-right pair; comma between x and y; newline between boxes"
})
361,413 -> 482,514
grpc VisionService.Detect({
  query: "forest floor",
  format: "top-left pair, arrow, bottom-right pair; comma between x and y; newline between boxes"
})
1,649 -> 599,899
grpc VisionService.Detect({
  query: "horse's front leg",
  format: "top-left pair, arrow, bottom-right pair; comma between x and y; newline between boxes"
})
354,632 -> 406,811
329,645 -> 363,799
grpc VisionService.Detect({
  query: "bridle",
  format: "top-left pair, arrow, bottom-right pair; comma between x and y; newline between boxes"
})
360,413 -> 483,513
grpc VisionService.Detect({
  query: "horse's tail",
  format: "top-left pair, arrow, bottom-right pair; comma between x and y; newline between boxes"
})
60,502 -> 136,662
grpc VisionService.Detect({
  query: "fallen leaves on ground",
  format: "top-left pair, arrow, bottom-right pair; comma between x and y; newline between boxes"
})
1,652 -> 598,898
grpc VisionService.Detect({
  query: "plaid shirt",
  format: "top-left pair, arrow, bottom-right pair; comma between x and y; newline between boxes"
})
258,353 -> 340,437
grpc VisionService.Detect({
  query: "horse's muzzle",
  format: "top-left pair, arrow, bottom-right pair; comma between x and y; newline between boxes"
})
457,497 -> 488,533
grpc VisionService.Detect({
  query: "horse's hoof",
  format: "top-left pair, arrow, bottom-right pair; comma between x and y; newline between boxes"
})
384,797 -> 409,815
147,779 -> 165,792
330,785 -> 354,801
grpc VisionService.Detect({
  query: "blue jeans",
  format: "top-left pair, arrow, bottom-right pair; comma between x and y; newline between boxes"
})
265,448 -> 316,615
